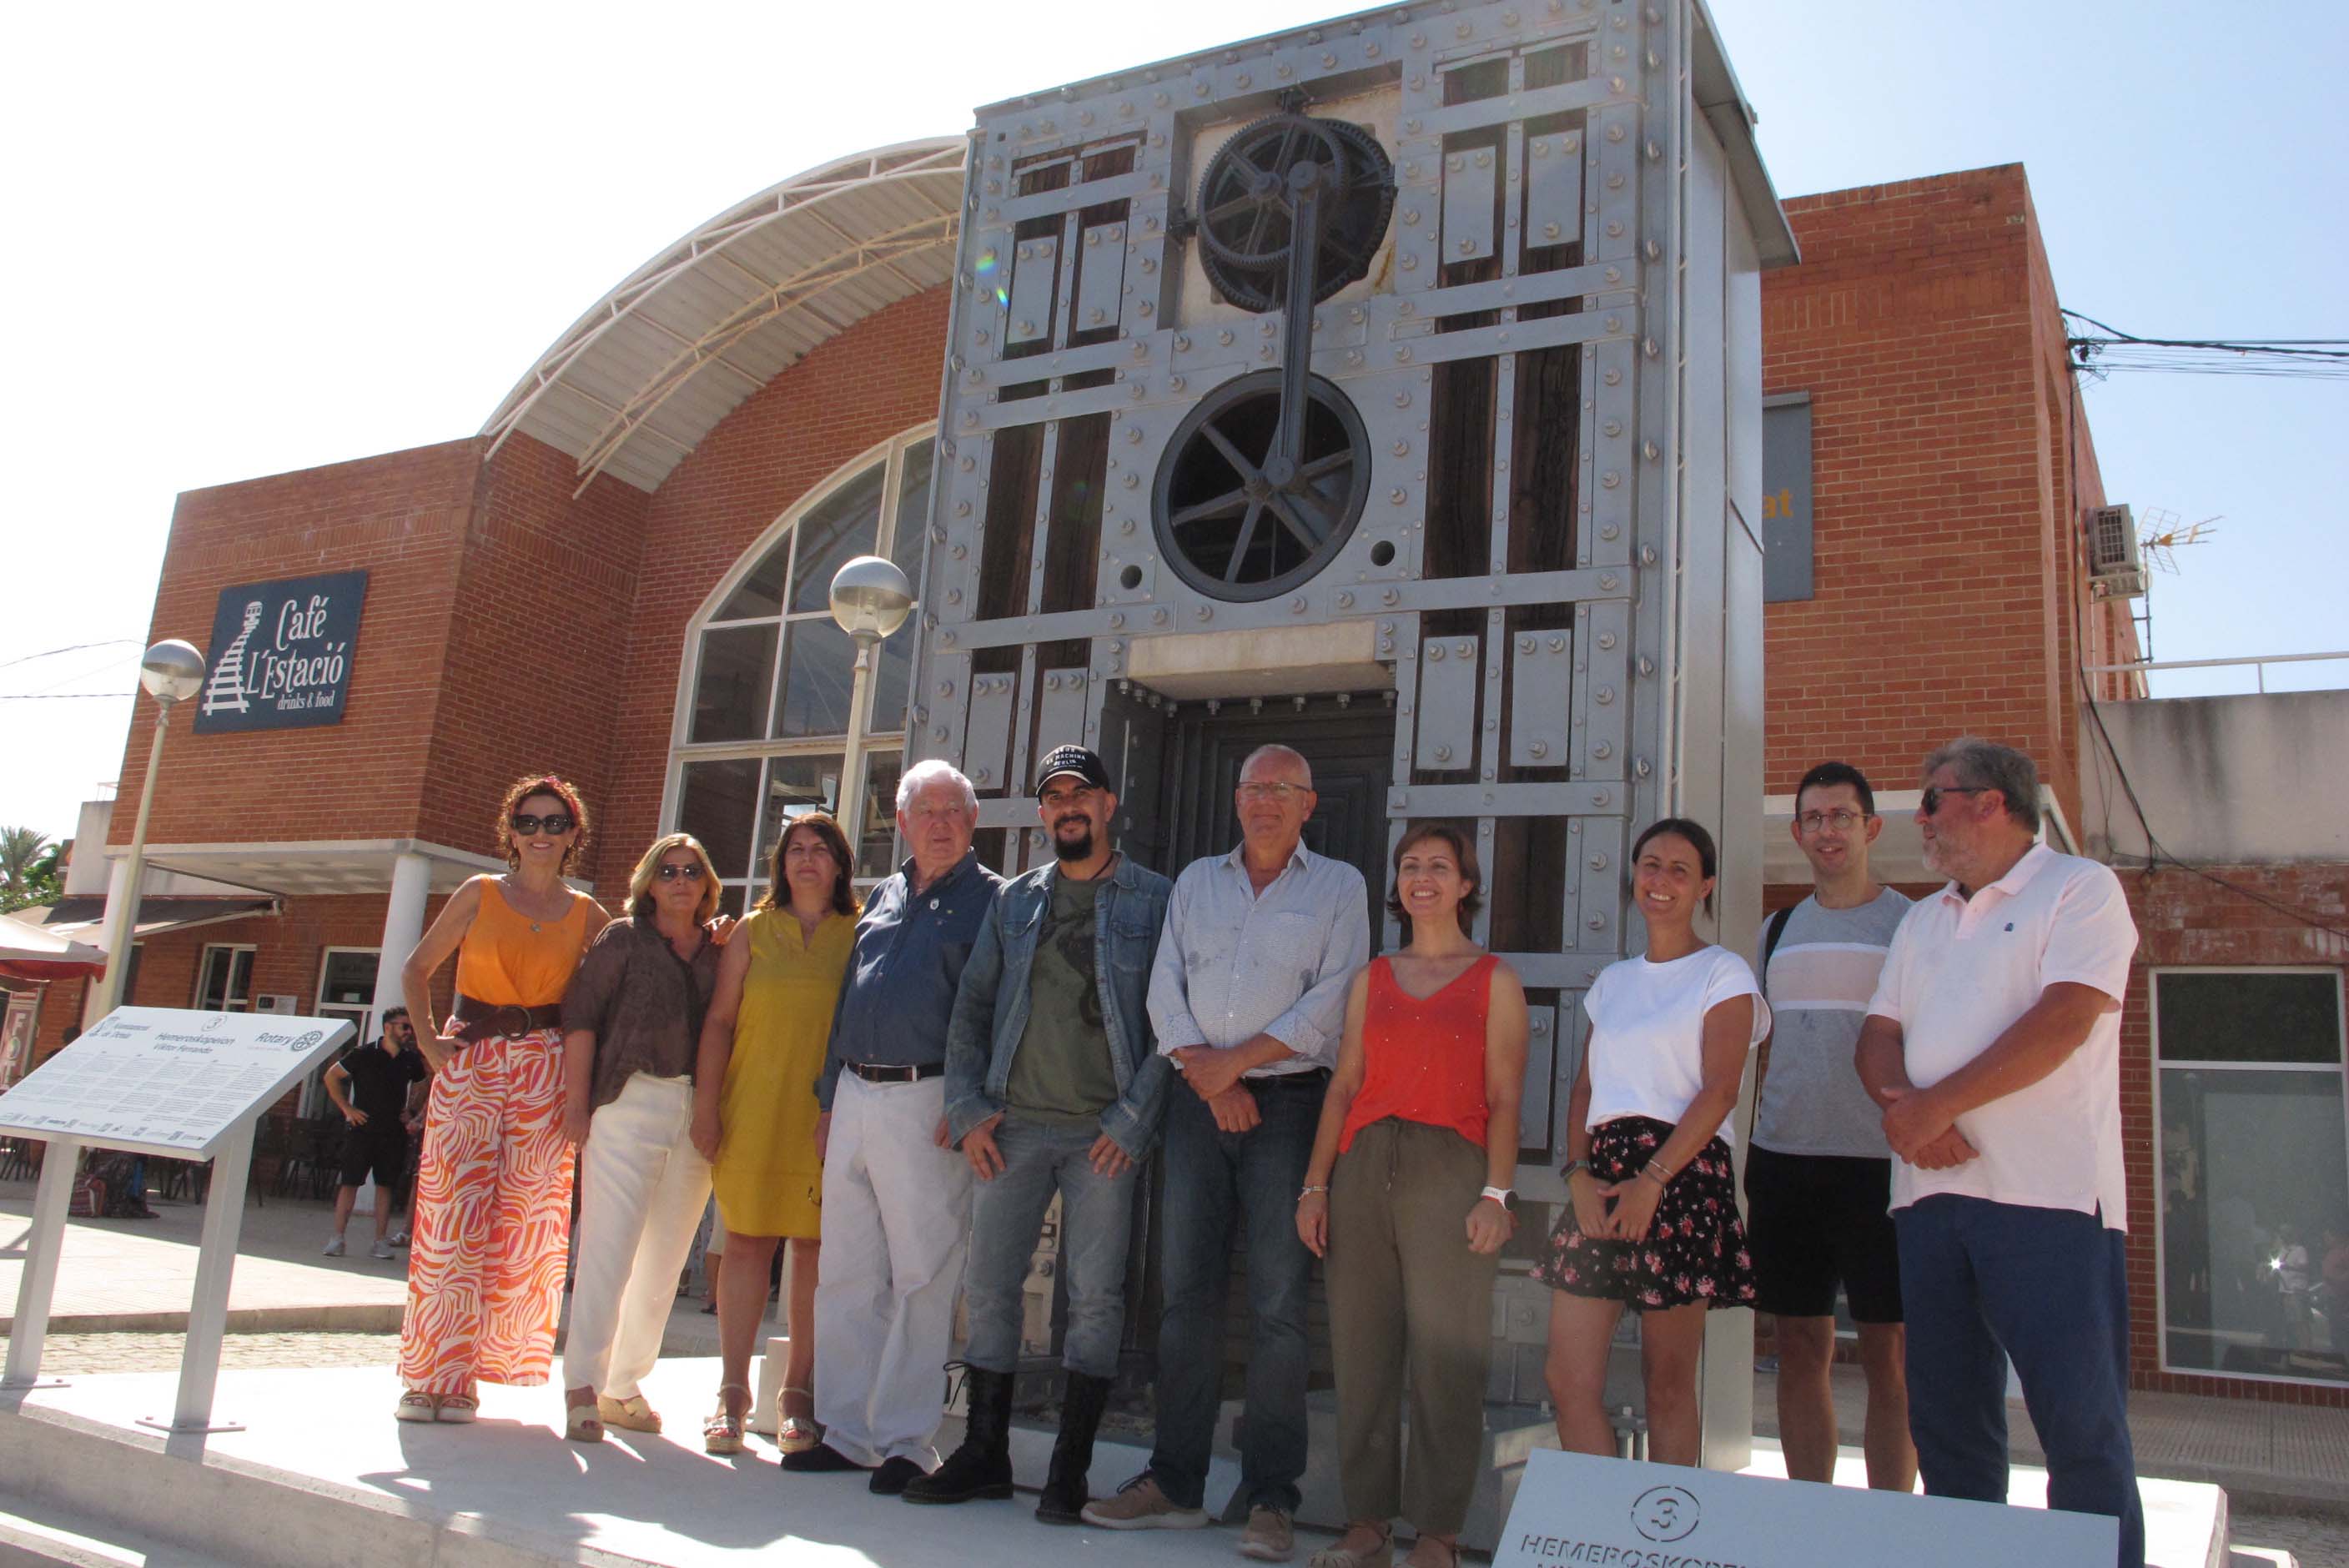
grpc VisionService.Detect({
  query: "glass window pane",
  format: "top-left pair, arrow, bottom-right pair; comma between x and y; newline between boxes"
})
692,624 -> 779,745
229,949 -> 254,1006
856,752 -> 904,879
753,753 -> 847,883
2158,972 -> 2343,1064
715,537 -> 791,621
2160,1066 -> 2349,1385
677,757 -> 762,880
717,884 -> 747,921
790,464 -> 886,614
196,950 -> 227,1009
873,628 -> 913,732
773,618 -> 858,738
321,951 -> 378,1006
889,438 -> 935,585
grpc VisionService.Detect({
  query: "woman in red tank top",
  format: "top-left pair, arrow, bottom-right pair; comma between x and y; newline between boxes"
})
1295,823 -> 1529,1568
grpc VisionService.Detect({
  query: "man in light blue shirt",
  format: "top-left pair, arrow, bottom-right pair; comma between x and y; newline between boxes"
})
1083,744 -> 1370,1562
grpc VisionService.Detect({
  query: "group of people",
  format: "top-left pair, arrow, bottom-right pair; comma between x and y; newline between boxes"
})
378,729 -> 2147,1568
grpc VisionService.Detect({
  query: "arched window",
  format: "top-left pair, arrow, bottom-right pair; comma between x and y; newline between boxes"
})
667,429 -> 933,912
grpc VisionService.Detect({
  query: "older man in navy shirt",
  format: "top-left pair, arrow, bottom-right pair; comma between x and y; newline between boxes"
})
788,759 -> 1003,1494
1085,743 -> 1369,1561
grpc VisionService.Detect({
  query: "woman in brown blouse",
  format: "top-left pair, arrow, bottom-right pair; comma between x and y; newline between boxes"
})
556,832 -> 727,1442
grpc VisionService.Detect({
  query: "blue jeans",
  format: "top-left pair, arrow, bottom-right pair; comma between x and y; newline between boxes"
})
962,1115 -> 1139,1379
1895,1194 -> 2144,1568
1148,1072 -> 1323,1514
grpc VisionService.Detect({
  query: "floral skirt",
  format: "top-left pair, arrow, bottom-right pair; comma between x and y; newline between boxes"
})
1532,1114 -> 1756,1312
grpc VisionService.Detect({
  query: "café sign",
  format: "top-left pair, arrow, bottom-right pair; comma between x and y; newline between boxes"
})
193,569 -> 368,733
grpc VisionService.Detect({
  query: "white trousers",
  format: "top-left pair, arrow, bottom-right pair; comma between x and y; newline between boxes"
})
563,1073 -> 712,1399
812,1071 -> 973,1468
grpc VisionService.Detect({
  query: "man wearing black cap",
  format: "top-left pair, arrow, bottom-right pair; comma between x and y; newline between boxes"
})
908,744 -> 1173,1524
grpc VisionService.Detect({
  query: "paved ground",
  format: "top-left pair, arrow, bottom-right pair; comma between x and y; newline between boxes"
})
0,1178 -> 407,1331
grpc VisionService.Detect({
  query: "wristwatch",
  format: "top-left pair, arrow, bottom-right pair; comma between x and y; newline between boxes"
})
1479,1185 -> 1517,1213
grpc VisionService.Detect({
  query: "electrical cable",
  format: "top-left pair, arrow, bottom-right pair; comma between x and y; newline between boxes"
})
2063,309 -> 2349,381
0,639 -> 139,671
0,692 -> 135,701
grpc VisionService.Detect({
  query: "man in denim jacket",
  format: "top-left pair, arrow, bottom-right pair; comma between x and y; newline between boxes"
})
912,744 -> 1174,1523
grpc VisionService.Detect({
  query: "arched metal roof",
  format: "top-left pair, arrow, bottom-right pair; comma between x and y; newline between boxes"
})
483,136 -> 968,496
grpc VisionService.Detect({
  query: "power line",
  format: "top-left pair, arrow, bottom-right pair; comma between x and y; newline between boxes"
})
2064,309 -> 2349,381
0,639 -> 139,671
0,691 -> 135,701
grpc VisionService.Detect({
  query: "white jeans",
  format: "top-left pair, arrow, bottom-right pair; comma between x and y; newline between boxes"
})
812,1071 -> 973,1467
563,1073 -> 712,1399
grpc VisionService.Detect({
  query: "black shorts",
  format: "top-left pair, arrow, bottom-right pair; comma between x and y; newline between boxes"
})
1742,1143 -> 1903,1324
339,1122 -> 410,1191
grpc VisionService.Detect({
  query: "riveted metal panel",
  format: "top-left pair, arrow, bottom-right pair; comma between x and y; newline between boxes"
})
1442,145 -> 1499,264
1522,1001 -> 1557,1151
1413,636 -> 1480,771
1075,224 -> 1128,335
1522,128 -> 1583,250
1006,235 -> 1058,346
964,671 -> 1018,793
1036,667 -> 1090,755
1508,628 -> 1573,767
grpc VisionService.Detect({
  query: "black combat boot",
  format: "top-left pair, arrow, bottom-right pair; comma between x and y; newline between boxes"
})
1034,1370 -> 1114,1524
902,1365 -> 1015,1505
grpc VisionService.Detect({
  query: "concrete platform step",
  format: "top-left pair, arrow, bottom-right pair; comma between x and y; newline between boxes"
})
2230,1550 -> 2297,1567
0,1492 -> 239,1568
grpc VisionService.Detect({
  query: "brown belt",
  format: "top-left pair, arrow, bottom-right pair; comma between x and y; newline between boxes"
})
448,994 -> 564,1047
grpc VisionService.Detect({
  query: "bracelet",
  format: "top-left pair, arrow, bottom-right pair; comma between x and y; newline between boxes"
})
1639,1161 -> 1672,1189
1298,1184 -> 1330,1199
1561,1158 -> 1590,1183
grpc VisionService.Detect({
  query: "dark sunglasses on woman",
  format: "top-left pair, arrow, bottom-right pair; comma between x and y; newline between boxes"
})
655,862 -> 706,882
510,813 -> 576,836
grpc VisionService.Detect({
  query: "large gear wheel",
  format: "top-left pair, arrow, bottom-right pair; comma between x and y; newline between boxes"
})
1195,113 -> 1396,313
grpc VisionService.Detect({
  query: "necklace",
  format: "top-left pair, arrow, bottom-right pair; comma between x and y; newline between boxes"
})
505,874 -> 561,933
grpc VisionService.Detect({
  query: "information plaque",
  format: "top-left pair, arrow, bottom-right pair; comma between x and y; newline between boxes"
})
1493,1448 -> 2116,1567
0,1006 -> 356,1434
0,1006 -> 351,1159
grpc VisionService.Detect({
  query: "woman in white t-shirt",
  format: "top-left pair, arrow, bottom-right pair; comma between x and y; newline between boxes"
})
1536,817 -> 1769,1465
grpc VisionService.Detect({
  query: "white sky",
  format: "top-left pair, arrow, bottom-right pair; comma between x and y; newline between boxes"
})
3,0 -> 2343,842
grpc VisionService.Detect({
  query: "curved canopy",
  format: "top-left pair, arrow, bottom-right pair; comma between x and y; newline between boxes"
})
483,137 -> 967,495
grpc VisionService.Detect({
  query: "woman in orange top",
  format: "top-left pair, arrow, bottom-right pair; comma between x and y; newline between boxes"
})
1296,823 -> 1528,1568
394,775 -> 607,1423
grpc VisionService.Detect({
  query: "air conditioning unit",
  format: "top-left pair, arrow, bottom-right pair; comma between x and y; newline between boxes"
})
2085,505 -> 2148,600
255,994 -> 301,1014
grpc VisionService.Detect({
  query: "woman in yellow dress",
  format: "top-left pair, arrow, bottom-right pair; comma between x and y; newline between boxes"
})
691,811 -> 858,1455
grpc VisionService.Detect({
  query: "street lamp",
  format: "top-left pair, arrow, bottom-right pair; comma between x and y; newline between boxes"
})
92,640 -> 205,1017
827,555 -> 915,876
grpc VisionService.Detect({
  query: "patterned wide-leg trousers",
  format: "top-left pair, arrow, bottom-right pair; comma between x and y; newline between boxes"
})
397,1028 -> 574,1395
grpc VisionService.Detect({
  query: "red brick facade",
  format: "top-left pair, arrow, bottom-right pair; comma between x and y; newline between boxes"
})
1758,164 -> 2138,820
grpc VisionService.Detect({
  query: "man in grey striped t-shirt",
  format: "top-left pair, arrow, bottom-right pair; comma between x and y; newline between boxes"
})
1747,761 -> 1916,1492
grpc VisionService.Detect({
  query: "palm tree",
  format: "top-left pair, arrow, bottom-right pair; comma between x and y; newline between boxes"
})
0,827 -> 50,900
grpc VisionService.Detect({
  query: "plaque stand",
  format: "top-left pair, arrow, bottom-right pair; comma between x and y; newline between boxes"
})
2,1133 -> 81,1393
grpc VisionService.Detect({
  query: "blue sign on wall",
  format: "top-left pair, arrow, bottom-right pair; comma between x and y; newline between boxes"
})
192,570 -> 369,733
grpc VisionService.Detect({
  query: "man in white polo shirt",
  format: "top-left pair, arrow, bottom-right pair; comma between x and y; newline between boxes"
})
1856,737 -> 2142,1568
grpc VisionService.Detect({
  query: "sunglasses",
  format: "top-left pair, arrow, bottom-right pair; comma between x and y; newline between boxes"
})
655,862 -> 706,882
1919,786 -> 1990,817
510,813 -> 576,836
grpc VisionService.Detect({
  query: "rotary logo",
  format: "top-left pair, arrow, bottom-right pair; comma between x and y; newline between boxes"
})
1630,1484 -> 1701,1543
291,1029 -> 325,1053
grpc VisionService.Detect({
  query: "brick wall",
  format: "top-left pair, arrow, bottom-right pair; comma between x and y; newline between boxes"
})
2119,862 -> 2349,1405
590,287 -> 951,892
106,441 -> 482,848
1759,164 -> 2138,815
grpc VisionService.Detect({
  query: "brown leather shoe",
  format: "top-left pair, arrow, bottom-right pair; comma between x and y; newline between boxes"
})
1079,1475 -> 1210,1530
1240,1505 -> 1295,1561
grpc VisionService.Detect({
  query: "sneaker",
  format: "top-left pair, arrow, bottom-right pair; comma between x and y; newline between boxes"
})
370,1240 -> 396,1260
1079,1475 -> 1209,1530
321,1235 -> 345,1258
1238,1505 -> 1295,1561
387,1229 -> 410,1247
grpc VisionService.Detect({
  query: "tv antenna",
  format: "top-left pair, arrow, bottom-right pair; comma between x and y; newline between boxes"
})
2138,507 -> 2221,575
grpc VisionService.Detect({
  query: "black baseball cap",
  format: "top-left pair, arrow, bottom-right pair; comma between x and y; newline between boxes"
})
1034,744 -> 1113,797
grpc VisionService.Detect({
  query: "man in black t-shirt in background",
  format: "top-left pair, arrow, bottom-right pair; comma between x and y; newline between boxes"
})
323,1008 -> 428,1259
